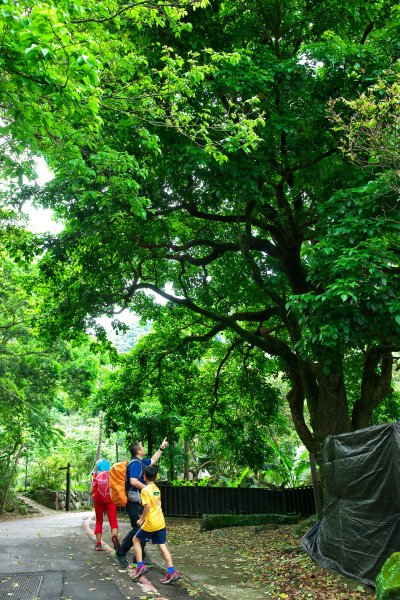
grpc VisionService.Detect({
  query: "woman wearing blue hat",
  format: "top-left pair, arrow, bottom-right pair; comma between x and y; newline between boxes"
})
91,458 -> 119,551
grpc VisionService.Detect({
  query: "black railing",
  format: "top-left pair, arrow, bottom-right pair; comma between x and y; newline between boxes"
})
120,485 -> 316,518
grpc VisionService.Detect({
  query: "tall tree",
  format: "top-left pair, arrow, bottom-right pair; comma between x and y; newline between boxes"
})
0,256 -> 103,509
95,317 -> 286,473
6,0 -> 400,458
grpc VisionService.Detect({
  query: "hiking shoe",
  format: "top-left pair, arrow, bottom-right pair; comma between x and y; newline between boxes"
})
131,565 -> 148,581
160,570 -> 180,584
114,551 -> 129,568
95,542 -> 102,551
111,535 -> 120,550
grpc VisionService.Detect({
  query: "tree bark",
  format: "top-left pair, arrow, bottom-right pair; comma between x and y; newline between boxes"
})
147,431 -> 153,456
352,349 -> 393,429
95,411 -> 104,463
183,439 -> 190,481
286,356 -> 352,458
0,444 -> 23,514
168,439 -> 175,482
309,364 -> 352,451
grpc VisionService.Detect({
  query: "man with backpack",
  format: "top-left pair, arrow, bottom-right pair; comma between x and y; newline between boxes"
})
114,438 -> 168,567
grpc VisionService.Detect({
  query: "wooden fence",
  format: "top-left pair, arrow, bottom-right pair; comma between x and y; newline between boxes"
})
120,485 -> 316,518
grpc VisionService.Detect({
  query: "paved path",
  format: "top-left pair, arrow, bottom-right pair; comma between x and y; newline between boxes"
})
0,498 -> 221,600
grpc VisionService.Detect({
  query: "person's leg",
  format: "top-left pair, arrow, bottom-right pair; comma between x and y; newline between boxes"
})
93,502 -> 104,550
116,500 -> 140,555
155,530 -> 179,584
158,543 -> 173,568
130,533 -> 149,580
125,501 -> 148,562
93,502 -> 104,535
104,501 -> 119,547
116,526 -> 137,555
159,543 -> 180,584
133,537 -> 143,563
126,500 -> 140,528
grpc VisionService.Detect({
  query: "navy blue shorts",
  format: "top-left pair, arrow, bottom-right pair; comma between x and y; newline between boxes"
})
136,527 -> 167,545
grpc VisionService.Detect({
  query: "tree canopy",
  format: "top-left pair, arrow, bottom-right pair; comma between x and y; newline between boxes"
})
2,0 -> 400,458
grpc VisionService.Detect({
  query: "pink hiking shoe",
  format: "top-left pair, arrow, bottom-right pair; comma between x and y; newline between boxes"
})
160,570 -> 181,584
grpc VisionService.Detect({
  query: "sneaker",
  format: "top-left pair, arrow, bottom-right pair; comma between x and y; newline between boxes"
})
160,570 -> 180,584
131,565 -> 148,581
95,542 -> 102,551
114,551 -> 129,568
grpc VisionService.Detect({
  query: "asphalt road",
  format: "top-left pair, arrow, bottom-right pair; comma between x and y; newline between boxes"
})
0,510 -> 221,600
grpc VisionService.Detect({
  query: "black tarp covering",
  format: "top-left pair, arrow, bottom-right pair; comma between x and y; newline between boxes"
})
302,422 -> 400,588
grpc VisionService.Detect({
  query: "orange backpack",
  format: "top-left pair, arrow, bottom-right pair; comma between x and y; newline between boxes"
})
109,460 -> 129,507
109,459 -> 139,507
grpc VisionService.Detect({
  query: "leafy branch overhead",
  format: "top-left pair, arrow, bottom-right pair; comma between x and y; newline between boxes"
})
1,0 -> 399,459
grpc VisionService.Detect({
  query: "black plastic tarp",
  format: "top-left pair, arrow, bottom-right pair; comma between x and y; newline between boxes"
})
302,422 -> 400,588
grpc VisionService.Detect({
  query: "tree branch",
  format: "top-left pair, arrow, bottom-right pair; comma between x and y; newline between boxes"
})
211,338 -> 243,424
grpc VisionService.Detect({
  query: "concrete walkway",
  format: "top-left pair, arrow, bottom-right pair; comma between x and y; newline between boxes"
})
1,497 -> 372,600
0,497 -> 221,600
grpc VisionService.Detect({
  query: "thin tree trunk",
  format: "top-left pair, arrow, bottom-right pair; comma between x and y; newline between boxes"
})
183,439 -> 190,481
147,431 -> 153,456
95,411 -> 104,463
168,440 -> 175,482
0,444 -> 23,514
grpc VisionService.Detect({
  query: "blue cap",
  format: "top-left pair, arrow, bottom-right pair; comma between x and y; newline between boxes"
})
96,458 -> 110,472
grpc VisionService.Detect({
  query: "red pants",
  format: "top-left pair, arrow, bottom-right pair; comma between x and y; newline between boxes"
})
93,500 -> 118,534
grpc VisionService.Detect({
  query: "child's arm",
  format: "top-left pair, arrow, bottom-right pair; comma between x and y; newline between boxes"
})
137,503 -> 150,526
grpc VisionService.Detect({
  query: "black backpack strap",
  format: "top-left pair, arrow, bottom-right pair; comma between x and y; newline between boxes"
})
126,459 -> 143,490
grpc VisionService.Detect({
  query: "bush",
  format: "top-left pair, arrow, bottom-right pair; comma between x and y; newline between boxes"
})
29,455 -> 66,491
376,552 -> 400,600
200,513 -> 300,531
294,515 -> 319,537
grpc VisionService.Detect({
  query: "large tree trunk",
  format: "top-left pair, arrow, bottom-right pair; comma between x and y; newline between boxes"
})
352,349 -> 393,429
309,365 -> 352,452
286,356 -> 352,457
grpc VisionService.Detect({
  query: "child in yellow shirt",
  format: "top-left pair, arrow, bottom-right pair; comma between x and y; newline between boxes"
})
131,465 -> 180,584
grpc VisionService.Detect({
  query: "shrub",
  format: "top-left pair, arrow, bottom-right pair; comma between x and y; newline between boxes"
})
376,552 -> 400,600
200,513 -> 300,531
294,515 -> 319,537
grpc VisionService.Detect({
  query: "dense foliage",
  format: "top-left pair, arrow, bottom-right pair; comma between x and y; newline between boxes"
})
0,0 -> 399,479
0,257 -> 105,510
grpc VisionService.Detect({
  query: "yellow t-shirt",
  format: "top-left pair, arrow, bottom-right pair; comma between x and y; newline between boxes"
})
140,482 -> 166,532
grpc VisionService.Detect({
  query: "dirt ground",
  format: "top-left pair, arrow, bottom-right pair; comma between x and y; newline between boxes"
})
162,518 -> 375,600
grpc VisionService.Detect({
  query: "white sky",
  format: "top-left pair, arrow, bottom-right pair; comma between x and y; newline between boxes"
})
25,157 -> 64,234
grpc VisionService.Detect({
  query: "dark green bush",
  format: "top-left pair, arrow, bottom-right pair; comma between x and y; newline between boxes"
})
294,515 -> 319,537
200,513 -> 300,531
376,552 -> 400,600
